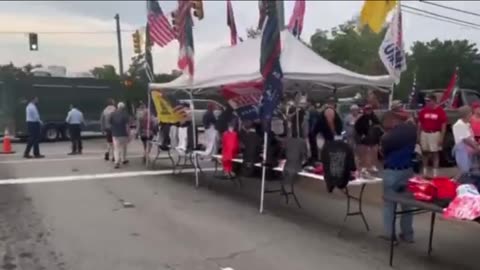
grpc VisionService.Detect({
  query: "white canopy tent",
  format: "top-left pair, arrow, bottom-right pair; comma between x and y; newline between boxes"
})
149,30 -> 394,91
148,31 -> 394,212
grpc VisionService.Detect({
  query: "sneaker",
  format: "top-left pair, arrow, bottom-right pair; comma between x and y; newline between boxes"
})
369,166 -> 379,173
122,160 -> 129,165
34,155 -> 45,159
114,164 -> 120,169
68,152 -> 76,155
23,155 -> 33,159
399,234 -> 415,244
378,235 -> 399,246
104,152 -> 109,161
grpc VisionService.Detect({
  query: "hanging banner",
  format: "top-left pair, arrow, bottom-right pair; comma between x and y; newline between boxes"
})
151,90 -> 187,124
221,81 -> 263,120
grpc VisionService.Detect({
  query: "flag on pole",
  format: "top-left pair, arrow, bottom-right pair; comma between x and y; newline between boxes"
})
259,0 -> 283,127
378,4 -> 406,84
257,0 -> 267,30
147,0 -> 176,47
287,0 -> 306,38
177,0 -> 195,78
439,67 -> 459,107
407,73 -> 419,109
360,0 -> 397,33
226,0 -> 238,46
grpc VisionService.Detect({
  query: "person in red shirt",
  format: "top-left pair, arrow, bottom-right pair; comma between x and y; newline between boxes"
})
417,94 -> 447,177
470,101 -> 480,142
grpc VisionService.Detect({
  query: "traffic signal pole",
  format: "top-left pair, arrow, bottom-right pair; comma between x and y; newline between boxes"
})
276,0 -> 285,30
114,13 -> 124,76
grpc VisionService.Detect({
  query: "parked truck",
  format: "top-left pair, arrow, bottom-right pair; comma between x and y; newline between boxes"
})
0,76 -> 123,141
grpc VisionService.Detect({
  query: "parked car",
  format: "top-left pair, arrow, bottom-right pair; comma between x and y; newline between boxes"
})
178,99 -> 225,128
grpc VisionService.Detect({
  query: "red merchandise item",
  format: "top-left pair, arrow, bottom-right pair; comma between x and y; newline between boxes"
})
431,177 -> 458,200
407,176 -> 436,202
418,106 -> 447,132
312,164 -> 324,175
222,130 -> 239,173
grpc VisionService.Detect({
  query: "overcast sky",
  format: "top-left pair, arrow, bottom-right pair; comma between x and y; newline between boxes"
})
1,1 -> 480,74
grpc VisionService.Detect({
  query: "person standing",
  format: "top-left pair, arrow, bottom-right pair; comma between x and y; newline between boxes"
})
307,102 -> 321,163
137,106 -> 157,163
344,104 -> 361,146
453,106 -> 480,174
65,104 -> 84,155
23,96 -> 44,159
381,111 -> 417,244
470,102 -> 480,142
109,102 -> 130,169
100,99 -> 116,161
202,103 -> 217,128
318,97 -> 343,143
417,94 -> 447,177
354,104 -> 381,173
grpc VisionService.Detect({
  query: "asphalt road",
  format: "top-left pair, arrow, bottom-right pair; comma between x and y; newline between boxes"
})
0,139 -> 479,270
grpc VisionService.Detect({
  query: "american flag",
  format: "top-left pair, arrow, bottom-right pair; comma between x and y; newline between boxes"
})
226,0 -> 238,46
259,0 -> 283,128
407,73 -> 418,109
287,0 -> 306,38
147,0 -> 176,48
177,0 -> 195,78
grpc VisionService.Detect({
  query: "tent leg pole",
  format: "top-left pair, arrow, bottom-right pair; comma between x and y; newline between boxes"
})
146,90 -> 151,168
260,132 -> 268,214
188,90 -> 199,188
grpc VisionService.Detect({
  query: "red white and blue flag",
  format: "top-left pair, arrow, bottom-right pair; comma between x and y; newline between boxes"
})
222,81 -> 263,120
288,0 -> 306,38
259,0 -> 283,127
378,4 -> 406,84
439,67 -> 459,108
177,0 -> 195,78
147,0 -> 176,47
226,0 -> 238,46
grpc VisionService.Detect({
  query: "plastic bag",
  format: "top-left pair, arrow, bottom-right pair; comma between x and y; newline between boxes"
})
407,176 -> 436,202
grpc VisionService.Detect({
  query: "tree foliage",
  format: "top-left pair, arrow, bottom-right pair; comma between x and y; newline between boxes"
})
310,20 -> 480,100
90,64 -> 119,80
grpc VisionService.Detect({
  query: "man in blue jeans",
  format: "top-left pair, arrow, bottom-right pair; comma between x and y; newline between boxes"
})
381,111 -> 417,244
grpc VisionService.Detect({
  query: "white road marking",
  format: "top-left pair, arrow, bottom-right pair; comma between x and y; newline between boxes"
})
0,168 -> 215,185
0,155 -> 145,164
221,268 -> 234,270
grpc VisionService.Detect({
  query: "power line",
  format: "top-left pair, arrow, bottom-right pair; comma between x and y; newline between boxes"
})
419,0 -> 480,18
402,5 -> 480,28
0,30 -> 136,35
403,9 -> 480,31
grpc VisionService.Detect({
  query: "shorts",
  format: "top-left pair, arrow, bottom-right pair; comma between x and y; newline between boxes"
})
420,131 -> 441,152
141,136 -> 153,148
105,130 -> 113,143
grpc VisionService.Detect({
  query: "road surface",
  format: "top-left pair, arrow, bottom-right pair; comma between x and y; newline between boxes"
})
0,139 -> 478,270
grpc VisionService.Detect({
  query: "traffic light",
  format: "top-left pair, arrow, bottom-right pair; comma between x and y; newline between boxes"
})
171,10 -> 177,33
29,33 -> 38,51
192,0 -> 204,20
132,30 -> 141,54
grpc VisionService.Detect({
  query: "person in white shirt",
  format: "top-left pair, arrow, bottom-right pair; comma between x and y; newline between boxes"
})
66,104 -> 84,155
452,106 -> 480,174
23,96 -> 44,158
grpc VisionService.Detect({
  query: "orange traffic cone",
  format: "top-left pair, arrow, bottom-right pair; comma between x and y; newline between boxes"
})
1,128 -> 15,154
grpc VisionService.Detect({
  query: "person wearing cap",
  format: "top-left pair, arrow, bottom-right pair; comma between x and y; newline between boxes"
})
354,104 -> 381,173
109,102 -> 131,169
344,104 -> 361,146
380,111 -> 417,243
202,102 -> 217,129
453,105 -> 480,174
470,101 -> 480,142
417,94 -> 447,177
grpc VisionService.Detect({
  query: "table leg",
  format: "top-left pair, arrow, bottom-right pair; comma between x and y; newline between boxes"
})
428,212 -> 436,256
389,205 -> 397,267
358,184 -> 370,231
167,150 -> 175,172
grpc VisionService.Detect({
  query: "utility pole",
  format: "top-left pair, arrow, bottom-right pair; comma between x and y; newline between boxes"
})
276,0 -> 285,30
114,13 -> 124,76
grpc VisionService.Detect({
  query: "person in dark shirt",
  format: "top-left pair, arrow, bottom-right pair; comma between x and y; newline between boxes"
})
202,103 -> 217,129
240,121 -> 262,176
307,103 -> 321,163
354,104 -> 381,173
318,97 -> 343,143
380,111 -> 417,243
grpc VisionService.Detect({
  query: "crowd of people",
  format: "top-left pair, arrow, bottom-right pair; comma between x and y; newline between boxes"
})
23,91 -> 480,244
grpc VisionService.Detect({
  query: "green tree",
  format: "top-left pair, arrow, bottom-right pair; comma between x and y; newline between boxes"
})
90,65 -> 119,80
